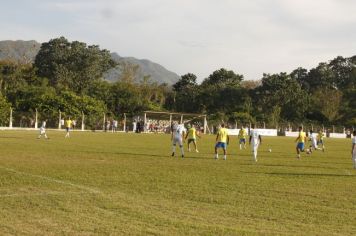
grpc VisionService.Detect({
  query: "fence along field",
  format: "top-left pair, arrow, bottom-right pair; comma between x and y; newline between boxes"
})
0,129 -> 355,235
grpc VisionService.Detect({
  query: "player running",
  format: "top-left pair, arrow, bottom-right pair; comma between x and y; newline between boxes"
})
38,121 -> 48,139
317,129 -> 325,152
171,121 -> 186,158
351,130 -> 356,169
238,126 -> 247,150
295,126 -> 307,159
185,124 -> 201,152
308,130 -> 318,153
249,124 -> 262,162
214,124 -> 229,160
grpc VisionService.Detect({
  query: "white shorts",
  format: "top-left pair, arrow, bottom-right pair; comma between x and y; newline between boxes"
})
173,136 -> 183,146
39,129 -> 46,134
312,139 -> 317,148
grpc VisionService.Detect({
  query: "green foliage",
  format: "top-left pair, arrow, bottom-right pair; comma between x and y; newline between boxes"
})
0,94 -> 10,125
0,36 -> 355,127
312,88 -> 342,123
229,112 -> 255,124
254,73 -> 310,122
34,36 -> 116,94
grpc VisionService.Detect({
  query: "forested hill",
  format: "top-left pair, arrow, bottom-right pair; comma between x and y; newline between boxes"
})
106,53 -> 180,85
0,40 -> 41,64
0,40 -> 180,85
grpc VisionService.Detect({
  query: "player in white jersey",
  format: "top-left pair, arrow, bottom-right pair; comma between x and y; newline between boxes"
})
308,130 -> 318,153
171,122 -> 186,158
351,130 -> 356,169
38,121 -> 48,139
249,125 -> 262,162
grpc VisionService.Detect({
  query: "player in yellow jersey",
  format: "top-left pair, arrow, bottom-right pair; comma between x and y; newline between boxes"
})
238,126 -> 247,150
317,129 -> 325,152
65,117 -> 73,138
215,123 -> 229,160
295,126 -> 307,159
185,124 -> 201,152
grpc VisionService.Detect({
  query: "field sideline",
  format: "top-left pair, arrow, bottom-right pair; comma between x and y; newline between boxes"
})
0,131 -> 355,235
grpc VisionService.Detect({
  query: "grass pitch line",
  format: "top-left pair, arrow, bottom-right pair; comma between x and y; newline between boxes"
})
0,191 -> 83,198
0,166 -> 101,194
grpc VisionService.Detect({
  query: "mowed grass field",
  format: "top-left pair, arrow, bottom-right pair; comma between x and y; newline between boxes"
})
0,131 -> 355,235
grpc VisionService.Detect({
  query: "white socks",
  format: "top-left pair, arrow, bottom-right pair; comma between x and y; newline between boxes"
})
253,152 -> 257,162
215,154 -> 227,160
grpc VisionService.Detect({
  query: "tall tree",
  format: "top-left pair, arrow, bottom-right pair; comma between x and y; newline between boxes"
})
34,36 -> 116,94
312,88 -> 342,123
254,73 -> 309,122
201,68 -> 243,88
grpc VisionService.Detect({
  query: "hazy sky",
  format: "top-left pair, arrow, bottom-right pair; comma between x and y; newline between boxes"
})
1,0 -> 355,81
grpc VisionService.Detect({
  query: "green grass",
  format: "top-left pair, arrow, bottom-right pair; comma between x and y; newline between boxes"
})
0,131 -> 355,235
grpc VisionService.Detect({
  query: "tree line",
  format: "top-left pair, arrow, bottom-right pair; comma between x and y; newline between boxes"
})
0,36 -> 355,128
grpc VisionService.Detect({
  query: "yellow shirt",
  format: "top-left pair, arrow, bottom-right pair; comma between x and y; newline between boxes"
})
238,129 -> 247,139
217,128 -> 228,143
65,120 -> 72,128
297,131 -> 306,143
187,127 -> 196,139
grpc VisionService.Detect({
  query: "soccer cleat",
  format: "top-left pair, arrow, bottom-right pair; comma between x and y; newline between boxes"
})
171,152 -> 175,157
181,155 -> 184,158
195,150 -> 199,153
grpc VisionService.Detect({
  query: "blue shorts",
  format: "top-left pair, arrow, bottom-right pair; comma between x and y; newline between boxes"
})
215,142 -> 227,149
297,142 -> 305,151
239,138 -> 246,144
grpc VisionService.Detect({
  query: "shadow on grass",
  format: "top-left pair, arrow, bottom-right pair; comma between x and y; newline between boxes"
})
248,163 -> 341,170
0,136 -> 23,139
242,171 -> 356,177
77,149 -> 211,160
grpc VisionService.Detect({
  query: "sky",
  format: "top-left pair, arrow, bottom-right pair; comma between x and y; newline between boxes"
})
1,0 -> 355,81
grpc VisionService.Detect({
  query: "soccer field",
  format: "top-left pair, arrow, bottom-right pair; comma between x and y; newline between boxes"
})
0,131 -> 355,235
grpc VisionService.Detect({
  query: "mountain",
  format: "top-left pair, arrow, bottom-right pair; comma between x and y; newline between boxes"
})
0,40 -> 180,85
0,40 -> 41,64
106,53 -> 180,84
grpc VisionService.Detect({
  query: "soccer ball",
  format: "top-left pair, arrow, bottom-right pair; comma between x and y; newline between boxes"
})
306,149 -> 311,154
268,148 -> 272,152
